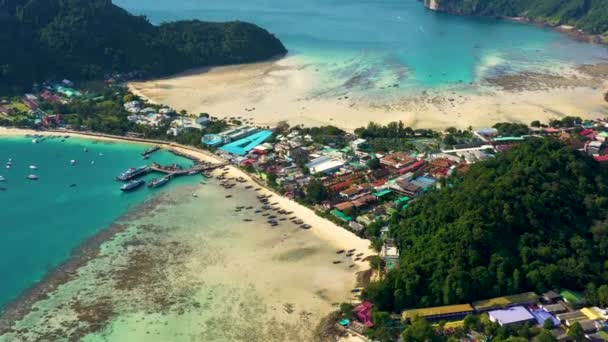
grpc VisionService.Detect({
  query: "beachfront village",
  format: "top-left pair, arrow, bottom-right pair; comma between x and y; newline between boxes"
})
3,80 -> 608,342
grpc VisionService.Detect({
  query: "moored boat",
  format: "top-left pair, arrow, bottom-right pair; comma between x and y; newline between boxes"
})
116,166 -> 149,181
0,176 -> 5,182
27,174 -> 38,180
120,179 -> 145,192
147,176 -> 170,188
29,165 -> 37,170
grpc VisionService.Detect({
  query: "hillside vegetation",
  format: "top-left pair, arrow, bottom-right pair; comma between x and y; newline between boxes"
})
365,139 -> 608,311
0,0 -> 287,93
426,0 -> 608,36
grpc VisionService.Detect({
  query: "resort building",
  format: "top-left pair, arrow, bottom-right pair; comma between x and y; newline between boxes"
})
488,306 -> 535,326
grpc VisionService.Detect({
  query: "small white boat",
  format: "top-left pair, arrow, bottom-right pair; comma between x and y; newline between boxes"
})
84,148 -> 88,152
29,165 -> 38,170
5,165 -> 10,169
91,161 -> 95,165
0,176 -> 5,182
70,160 -> 76,165
27,174 -> 38,180
32,139 -> 38,144
99,153 -> 104,156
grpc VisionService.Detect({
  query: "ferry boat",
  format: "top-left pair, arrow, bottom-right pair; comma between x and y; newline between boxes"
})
120,179 -> 145,192
115,166 -> 149,181
27,174 -> 38,180
147,176 -> 170,188
142,146 -> 161,156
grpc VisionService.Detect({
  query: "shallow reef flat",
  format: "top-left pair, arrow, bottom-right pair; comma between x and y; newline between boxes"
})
0,180 -> 363,342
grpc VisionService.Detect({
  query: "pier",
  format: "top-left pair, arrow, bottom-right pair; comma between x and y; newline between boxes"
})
148,162 -> 227,178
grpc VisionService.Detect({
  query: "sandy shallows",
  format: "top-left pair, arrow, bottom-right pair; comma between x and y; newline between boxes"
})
0,179 -> 369,342
128,57 -> 608,131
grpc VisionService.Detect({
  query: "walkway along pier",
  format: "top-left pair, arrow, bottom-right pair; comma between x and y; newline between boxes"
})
148,161 -> 228,178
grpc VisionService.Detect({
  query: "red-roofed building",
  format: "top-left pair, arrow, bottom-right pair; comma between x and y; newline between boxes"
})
397,159 -> 425,175
329,180 -> 352,193
595,155 -> 608,167
355,301 -> 374,328
580,129 -> 596,139
372,179 -> 387,187
381,152 -> 416,169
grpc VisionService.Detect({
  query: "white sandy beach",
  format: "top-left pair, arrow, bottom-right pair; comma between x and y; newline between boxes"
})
128,57 -> 608,131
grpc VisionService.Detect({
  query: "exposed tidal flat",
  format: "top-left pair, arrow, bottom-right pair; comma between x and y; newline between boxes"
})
0,131 -> 370,341
120,0 -> 608,129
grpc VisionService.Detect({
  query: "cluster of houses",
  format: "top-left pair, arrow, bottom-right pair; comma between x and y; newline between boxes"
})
124,101 -> 212,136
398,290 -> 608,341
0,80 -> 81,128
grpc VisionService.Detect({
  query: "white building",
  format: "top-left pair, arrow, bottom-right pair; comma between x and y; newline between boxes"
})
306,156 -> 346,174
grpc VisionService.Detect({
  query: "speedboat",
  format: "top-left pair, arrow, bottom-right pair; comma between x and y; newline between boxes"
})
0,176 -> 5,182
27,174 -> 38,180
70,160 -> 77,165
29,165 -> 37,170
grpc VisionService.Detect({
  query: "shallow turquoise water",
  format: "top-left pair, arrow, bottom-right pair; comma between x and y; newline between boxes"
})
116,0 -> 606,90
0,136 -> 196,309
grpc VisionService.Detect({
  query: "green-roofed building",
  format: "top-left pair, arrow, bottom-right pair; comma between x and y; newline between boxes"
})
373,189 -> 392,198
386,208 -> 398,216
331,209 -> 352,222
560,290 -> 585,306
493,136 -> 526,142
394,196 -> 410,207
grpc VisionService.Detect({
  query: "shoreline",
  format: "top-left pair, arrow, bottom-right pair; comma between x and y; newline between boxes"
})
0,127 -> 373,334
126,58 -> 608,131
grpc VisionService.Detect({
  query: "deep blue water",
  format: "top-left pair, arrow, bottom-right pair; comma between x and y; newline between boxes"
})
115,0 -> 607,89
0,136 -> 196,309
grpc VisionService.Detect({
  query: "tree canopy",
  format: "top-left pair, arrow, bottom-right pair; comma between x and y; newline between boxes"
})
0,0 -> 286,93
365,139 -> 608,311
431,0 -> 608,35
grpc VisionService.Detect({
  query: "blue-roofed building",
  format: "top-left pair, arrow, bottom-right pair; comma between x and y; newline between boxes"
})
220,130 -> 273,156
202,134 -> 224,147
411,176 -> 437,190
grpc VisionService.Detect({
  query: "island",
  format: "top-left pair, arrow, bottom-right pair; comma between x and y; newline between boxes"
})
0,0 -> 287,93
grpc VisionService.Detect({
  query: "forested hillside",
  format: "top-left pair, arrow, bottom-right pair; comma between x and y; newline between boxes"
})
365,139 -> 608,311
425,0 -> 608,36
0,0 -> 286,93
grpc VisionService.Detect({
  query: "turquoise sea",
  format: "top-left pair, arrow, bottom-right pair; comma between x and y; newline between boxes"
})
116,0 -> 607,90
0,136 -> 196,309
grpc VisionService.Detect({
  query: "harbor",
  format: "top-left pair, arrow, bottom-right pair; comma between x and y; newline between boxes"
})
115,147 -> 228,192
